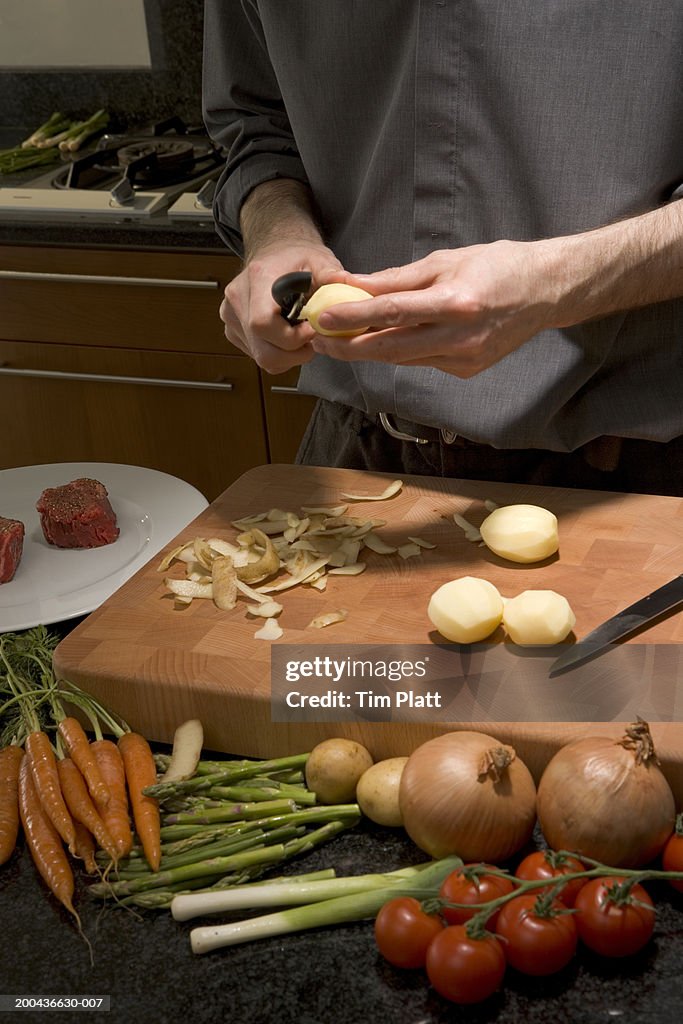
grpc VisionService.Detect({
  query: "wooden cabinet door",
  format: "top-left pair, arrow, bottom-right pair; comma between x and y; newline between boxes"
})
0,341 -> 267,501
0,246 -> 239,354
260,368 -> 318,464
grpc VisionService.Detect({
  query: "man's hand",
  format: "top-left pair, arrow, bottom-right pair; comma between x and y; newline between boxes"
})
310,202 -> 683,378
220,178 -> 343,374
309,240 -> 553,378
220,241 -> 342,373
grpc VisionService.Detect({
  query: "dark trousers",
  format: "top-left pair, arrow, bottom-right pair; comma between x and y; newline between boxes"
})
296,399 -> 683,497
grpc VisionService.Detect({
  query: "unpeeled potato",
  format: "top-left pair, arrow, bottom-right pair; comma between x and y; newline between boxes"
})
300,283 -> 373,337
304,737 -> 374,803
503,589 -> 576,645
427,576 -> 504,643
356,757 -> 409,827
479,504 -> 559,563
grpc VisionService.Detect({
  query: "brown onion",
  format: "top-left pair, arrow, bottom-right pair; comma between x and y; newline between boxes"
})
536,719 -> 675,868
398,731 -> 537,861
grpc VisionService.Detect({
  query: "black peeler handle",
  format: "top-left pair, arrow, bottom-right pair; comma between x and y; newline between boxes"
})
271,271 -> 313,322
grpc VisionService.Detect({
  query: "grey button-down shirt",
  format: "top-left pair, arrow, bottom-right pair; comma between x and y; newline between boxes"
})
203,0 -> 683,451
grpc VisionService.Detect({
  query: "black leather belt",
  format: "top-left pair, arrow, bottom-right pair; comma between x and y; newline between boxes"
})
379,412 -> 626,470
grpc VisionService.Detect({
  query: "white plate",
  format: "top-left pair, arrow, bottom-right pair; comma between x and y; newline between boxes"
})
0,462 -> 208,632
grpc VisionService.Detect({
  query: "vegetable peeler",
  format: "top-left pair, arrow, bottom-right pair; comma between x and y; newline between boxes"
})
271,271 -> 312,323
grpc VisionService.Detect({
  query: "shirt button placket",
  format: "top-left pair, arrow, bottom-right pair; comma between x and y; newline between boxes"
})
413,0 -> 458,261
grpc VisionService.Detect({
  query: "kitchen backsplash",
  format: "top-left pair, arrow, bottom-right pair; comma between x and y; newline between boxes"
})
0,0 -> 204,131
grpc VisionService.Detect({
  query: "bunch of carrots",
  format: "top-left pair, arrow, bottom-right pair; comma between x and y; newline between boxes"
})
0,627 -> 162,932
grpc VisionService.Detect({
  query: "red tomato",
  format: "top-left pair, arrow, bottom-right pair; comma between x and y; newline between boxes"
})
439,864 -> 515,926
574,876 -> 655,957
374,896 -> 444,969
662,832 -> 683,892
495,893 -> 578,975
515,850 -> 587,908
426,925 -> 506,1004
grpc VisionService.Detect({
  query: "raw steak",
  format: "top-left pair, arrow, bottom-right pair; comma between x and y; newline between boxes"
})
36,477 -> 119,549
0,516 -> 25,583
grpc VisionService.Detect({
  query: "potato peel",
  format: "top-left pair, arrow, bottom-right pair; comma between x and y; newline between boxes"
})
340,479 -> 403,501
307,609 -> 349,629
160,480 -> 438,639
164,577 -> 214,599
254,617 -> 284,640
246,600 -> 284,618
212,555 -> 238,611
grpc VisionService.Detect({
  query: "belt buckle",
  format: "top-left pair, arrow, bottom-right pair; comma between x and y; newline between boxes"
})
378,412 -> 458,446
378,412 -> 430,444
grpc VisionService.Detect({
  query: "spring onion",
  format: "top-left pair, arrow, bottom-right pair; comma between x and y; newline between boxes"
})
172,863 -> 433,920
188,855 -> 462,954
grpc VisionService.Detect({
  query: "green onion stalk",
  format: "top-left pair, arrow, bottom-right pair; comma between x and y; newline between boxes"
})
188,856 -> 463,954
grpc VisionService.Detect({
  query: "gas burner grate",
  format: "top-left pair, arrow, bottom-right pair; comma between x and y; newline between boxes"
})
52,136 -> 224,193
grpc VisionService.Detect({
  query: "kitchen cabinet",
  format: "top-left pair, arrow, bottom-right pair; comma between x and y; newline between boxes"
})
0,244 -> 316,499
260,366 -> 317,464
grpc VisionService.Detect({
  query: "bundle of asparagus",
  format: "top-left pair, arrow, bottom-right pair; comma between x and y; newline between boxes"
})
90,752 -> 362,909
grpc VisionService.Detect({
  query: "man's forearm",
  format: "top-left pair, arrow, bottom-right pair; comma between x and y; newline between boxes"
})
547,200 -> 683,327
239,179 -> 325,261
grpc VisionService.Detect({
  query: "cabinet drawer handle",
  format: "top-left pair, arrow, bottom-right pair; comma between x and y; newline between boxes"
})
0,365 -> 234,391
0,269 -> 220,289
269,385 -> 304,395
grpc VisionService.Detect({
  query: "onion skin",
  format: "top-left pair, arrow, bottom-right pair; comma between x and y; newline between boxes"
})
536,729 -> 676,868
398,731 -> 537,862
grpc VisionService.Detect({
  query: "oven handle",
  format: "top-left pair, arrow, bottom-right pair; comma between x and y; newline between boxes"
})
0,269 -> 220,289
0,365 -> 234,391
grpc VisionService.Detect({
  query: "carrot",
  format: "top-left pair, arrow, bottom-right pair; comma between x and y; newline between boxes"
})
118,732 -> 161,871
18,754 -> 79,923
56,757 -> 118,863
57,717 -> 110,808
0,745 -> 24,866
73,821 -> 98,874
90,739 -> 133,859
25,731 -> 76,854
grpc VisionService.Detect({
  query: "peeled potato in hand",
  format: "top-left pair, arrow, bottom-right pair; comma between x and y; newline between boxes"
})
503,589 -> 576,645
427,576 -> 504,643
479,503 -> 559,563
300,283 -> 373,336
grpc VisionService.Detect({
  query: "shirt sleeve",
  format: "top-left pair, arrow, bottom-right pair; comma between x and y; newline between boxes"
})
202,0 -> 311,256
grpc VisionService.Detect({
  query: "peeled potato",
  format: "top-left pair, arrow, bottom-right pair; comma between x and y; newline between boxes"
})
479,504 -> 559,563
427,576 -> 504,643
356,757 -> 409,827
300,283 -> 373,336
503,589 -> 576,645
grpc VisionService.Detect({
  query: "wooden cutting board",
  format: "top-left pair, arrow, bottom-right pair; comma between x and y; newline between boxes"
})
54,464 -> 683,799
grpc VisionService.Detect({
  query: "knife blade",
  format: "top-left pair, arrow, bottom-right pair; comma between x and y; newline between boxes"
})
548,572 -> 683,677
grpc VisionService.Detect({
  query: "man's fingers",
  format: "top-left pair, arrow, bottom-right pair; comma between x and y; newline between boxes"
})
316,284 -> 458,333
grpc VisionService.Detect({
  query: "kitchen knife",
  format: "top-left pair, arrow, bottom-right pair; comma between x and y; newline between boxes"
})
548,572 -> 683,677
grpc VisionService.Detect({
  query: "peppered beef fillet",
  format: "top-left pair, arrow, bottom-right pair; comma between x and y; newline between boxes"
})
36,477 -> 119,549
0,516 -> 25,583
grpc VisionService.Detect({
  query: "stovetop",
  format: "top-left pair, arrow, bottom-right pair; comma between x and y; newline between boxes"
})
0,118 -> 225,225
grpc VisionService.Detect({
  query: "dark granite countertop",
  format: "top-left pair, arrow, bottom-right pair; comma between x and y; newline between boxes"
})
5,791 -> 683,1024
5,820 -> 683,1024
0,219 -> 225,253
4,620 -> 683,1024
